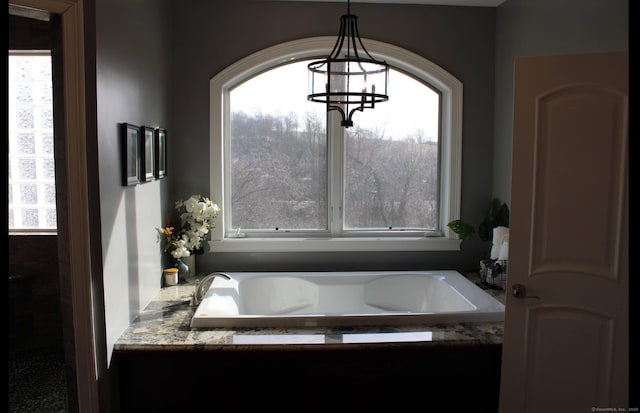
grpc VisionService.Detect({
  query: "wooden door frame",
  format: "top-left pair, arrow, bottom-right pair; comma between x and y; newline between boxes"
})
9,1 -> 101,412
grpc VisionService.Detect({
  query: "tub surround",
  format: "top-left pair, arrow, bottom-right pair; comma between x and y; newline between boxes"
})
114,273 -> 505,351
114,273 -> 505,411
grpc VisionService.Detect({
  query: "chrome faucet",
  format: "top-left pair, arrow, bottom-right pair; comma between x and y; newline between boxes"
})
190,272 -> 232,307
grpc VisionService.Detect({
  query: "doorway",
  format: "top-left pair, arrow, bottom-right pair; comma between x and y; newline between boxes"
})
8,9 -> 70,413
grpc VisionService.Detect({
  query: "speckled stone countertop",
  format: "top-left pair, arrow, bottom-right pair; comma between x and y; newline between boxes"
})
114,273 -> 505,352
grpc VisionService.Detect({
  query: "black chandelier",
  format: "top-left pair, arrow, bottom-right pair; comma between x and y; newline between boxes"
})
307,0 -> 389,128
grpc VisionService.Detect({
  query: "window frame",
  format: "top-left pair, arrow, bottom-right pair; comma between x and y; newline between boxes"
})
209,37 -> 463,252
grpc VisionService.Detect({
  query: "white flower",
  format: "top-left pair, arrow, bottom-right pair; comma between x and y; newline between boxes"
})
158,194 -> 221,258
195,201 -> 207,215
168,236 -> 191,258
203,204 -> 219,219
183,196 -> 199,213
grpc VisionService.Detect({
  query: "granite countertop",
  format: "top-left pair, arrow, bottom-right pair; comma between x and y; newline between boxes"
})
114,273 -> 505,352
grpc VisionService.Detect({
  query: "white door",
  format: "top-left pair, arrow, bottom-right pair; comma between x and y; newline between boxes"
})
499,52 -> 628,413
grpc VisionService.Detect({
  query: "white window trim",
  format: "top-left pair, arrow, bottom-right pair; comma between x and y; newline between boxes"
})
209,37 -> 463,252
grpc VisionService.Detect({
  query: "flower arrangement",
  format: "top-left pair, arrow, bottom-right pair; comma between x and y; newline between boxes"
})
156,194 -> 221,259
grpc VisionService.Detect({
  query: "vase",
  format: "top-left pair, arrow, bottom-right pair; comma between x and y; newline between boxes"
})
175,258 -> 190,283
182,254 -> 197,279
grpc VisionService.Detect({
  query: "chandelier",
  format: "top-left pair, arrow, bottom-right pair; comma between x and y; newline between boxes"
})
307,0 -> 389,128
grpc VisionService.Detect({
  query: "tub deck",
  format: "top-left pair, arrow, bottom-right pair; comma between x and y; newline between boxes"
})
114,274 -> 505,352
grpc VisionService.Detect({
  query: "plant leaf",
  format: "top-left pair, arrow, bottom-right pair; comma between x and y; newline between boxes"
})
478,219 -> 493,242
447,220 -> 475,241
494,202 -> 510,227
479,198 -> 510,241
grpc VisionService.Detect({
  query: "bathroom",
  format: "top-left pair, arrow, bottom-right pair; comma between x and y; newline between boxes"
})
7,0 -> 629,411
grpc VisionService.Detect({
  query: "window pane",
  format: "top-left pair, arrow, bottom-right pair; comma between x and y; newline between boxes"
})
17,108 -> 35,129
44,183 -> 57,204
43,159 -> 56,179
21,208 -> 39,227
344,69 -> 440,230
42,133 -> 54,154
16,84 -> 32,104
20,183 -> 38,204
215,42 -> 455,243
18,159 -> 37,179
45,209 -> 57,227
18,133 -> 36,154
9,53 -> 57,230
41,107 -> 54,128
229,61 -> 327,231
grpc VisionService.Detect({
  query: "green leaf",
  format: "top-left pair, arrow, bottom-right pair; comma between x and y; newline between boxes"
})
479,198 -> 510,241
486,198 -> 503,221
494,202 -> 510,228
447,220 -> 475,241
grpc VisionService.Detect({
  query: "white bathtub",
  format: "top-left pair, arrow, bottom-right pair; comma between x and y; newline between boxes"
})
190,270 -> 505,328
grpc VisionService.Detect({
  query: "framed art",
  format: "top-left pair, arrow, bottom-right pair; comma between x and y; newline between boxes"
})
154,127 -> 167,179
140,126 -> 156,182
121,123 -> 140,186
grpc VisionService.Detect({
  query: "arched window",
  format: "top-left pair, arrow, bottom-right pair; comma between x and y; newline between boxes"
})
210,37 -> 462,252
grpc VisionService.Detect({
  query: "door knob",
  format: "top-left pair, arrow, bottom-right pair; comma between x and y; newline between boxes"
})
511,283 -> 540,299
512,283 -> 526,298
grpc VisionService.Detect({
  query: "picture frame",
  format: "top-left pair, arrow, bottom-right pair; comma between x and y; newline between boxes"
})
140,126 -> 156,183
154,127 -> 167,179
121,123 -> 140,186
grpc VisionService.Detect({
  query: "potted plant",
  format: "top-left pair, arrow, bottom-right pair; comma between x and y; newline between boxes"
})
447,197 -> 510,285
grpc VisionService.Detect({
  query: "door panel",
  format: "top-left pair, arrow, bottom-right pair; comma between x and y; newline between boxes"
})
531,85 -> 627,280
523,306 -> 615,410
499,52 -> 628,413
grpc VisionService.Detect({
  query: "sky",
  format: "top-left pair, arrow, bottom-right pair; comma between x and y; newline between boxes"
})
230,60 -> 440,141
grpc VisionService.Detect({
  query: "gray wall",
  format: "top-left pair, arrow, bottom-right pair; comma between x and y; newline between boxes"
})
95,0 -> 172,357
91,0 -> 629,366
168,0 -> 497,273
492,0 -> 629,202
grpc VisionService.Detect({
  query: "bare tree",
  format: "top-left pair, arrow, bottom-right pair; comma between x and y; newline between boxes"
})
230,111 -> 439,232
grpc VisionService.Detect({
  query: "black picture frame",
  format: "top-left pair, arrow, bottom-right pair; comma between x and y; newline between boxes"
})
121,123 -> 140,186
154,127 -> 167,179
140,126 -> 156,183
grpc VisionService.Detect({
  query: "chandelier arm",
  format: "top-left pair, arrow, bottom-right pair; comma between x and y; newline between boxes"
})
353,19 -> 379,62
329,16 -> 348,60
328,104 -> 346,120
348,105 -> 362,120
348,17 -> 363,60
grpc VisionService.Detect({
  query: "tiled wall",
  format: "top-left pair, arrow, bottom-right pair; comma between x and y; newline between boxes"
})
9,234 -> 63,354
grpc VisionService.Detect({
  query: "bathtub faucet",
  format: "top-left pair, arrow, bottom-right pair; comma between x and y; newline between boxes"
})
190,272 -> 232,307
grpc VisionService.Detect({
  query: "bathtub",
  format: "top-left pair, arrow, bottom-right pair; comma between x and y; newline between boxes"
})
190,270 -> 505,328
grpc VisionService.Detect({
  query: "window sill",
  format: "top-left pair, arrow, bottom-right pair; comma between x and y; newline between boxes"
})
9,230 -> 58,236
209,237 -> 462,253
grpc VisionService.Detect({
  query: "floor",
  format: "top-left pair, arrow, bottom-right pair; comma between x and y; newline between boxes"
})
9,271 -> 69,413
8,350 -> 69,413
